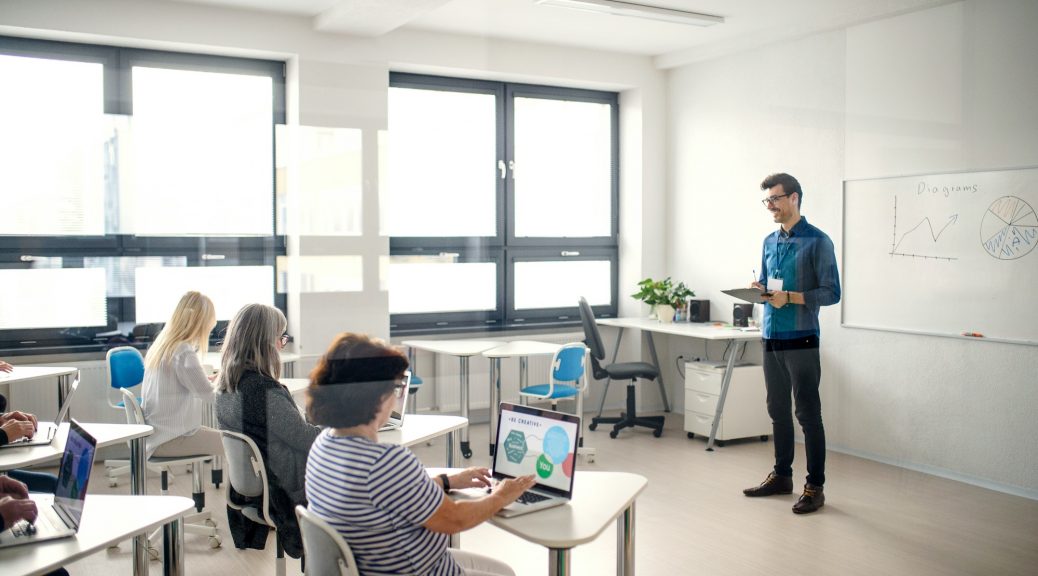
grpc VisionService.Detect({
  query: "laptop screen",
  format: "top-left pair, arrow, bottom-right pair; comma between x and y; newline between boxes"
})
53,419 -> 97,529
493,403 -> 581,498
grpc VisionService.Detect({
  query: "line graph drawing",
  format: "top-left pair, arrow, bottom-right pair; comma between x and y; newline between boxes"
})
889,196 -> 959,260
980,196 -> 1038,260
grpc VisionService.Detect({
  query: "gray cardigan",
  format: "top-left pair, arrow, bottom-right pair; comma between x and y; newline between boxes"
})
216,370 -> 320,504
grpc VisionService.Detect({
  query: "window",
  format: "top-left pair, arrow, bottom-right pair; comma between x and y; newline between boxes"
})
386,74 -> 618,333
0,36 -> 286,353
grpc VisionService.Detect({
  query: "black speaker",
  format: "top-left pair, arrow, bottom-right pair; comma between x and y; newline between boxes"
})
688,299 -> 710,323
733,303 -> 753,327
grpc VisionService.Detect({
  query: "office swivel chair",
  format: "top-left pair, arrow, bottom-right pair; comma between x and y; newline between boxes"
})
120,390 -> 221,558
578,297 -> 665,438
222,430 -> 287,576
296,505 -> 361,576
104,346 -> 146,487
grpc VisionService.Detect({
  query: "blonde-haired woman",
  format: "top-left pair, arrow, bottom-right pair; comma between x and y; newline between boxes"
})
141,291 -> 225,460
216,303 -> 319,559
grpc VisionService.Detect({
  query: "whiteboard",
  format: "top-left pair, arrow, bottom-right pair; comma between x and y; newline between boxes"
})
842,167 -> 1038,346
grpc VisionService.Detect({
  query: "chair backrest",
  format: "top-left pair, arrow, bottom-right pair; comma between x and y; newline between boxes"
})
106,347 -> 145,409
221,430 -> 274,527
552,343 -> 589,392
119,387 -> 145,426
295,505 -> 360,576
577,297 -> 610,380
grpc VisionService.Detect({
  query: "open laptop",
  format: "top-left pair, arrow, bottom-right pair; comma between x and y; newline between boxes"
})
491,402 -> 581,518
378,370 -> 412,432
0,419 -> 97,548
0,375 -> 81,449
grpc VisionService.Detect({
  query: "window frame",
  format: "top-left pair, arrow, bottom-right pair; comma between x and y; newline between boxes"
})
0,35 -> 287,355
388,73 -> 619,335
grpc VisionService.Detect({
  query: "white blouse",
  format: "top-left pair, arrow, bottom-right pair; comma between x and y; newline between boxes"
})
141,342 -> 214,458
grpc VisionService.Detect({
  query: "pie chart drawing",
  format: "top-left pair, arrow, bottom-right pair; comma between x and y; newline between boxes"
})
980,196 -> 1038,260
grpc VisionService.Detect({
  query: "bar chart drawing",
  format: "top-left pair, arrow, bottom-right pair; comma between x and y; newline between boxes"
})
980,196 -> 1038,260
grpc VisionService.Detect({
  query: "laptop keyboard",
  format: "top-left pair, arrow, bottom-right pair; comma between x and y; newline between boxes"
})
10,521 -> 37,538
516,491 -> 550,505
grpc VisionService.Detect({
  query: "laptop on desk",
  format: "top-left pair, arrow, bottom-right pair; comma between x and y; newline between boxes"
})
0,375 -> 81,449
491,403 -> 581,518
378,370 -> 412,432
0,419 -> 97,548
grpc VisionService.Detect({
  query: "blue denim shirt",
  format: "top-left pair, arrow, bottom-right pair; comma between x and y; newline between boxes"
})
759,216 -> 841,340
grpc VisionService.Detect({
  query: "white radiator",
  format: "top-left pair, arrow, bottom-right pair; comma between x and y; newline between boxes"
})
4,360 -> 121,425
408,332 -> 586,416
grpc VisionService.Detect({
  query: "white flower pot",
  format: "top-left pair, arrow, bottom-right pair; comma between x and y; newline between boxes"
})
656,304 -> 675,323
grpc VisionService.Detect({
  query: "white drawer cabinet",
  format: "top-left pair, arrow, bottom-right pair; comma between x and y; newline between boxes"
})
684,362 -> 771,445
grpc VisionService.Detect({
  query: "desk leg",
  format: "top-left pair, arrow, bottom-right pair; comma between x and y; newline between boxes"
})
130,436 -> 149,576
706,340 -> 745,451
446,430 -> 458,468
596,327 -> 626,418
489,358 -> 501,456
643,333 -> 670,413
459,357 -> 472,459
617,502 -> 635,575
162,517 -> 184,576
549,548 -> 572,576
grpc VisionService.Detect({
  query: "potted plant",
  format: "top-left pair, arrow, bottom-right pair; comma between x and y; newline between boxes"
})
632,277 -> 695,322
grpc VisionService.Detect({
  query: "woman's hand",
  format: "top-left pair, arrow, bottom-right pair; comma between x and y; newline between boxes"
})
2,410 -> 38,429
491,475 -> 537,503
0,360 -> 12,373
0,495 -> 38,528
1,419 -> 36,442
448,467 -> 492,490
0,476 -> 29,499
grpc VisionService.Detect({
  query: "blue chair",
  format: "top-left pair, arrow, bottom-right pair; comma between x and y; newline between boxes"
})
405,346 -> 426,414
104,346 -> 145,487
518,342 -> 588,414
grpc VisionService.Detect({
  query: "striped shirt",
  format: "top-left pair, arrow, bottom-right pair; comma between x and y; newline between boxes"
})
305,429 -> 457,576
141,343 -> 214,458
759,216 -> 842,340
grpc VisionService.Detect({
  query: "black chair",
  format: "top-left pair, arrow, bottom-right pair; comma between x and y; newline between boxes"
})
578,297 -> 664,438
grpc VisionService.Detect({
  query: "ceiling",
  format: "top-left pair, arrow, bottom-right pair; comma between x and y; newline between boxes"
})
168,0 -> 951,67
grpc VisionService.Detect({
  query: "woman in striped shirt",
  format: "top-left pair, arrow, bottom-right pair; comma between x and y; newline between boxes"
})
141,290 -> 224,460
304,333 -> 534,576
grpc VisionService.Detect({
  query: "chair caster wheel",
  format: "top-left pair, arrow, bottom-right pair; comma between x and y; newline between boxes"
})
760,435 -> 769,442
209,536 -> 222,549
653,428 -> 663,438
609,430 -> 618,439
108,480 -> 118,488
715,440 -> 726,447
687,432 -> 695,439
588,422 -> 598,431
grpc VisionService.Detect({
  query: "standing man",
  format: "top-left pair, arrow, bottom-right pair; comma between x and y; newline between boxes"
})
744,173 -> 841,514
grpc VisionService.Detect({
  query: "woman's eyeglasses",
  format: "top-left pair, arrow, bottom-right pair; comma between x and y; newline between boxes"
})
394,370 -> 413,398
279,333 -> 291,346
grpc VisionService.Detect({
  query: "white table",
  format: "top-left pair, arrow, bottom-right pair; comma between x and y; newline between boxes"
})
205,351 -> 300,377
0,422 -> 155,575
482,341 -> 562,456
0,494 -> 194,576
401,340 -> 501,459
488,471 -> 647,576
596,318 -> 762,450
0,366 -> 79,412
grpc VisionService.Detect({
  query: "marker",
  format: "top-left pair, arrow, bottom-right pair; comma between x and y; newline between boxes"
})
961,331 -> 984,338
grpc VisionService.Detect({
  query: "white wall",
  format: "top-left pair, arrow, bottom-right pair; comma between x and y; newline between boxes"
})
668,0 -> 1038,498
1,0 -> 666,412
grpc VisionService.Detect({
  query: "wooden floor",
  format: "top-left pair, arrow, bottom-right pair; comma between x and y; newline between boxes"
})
61,413 -> 1038,575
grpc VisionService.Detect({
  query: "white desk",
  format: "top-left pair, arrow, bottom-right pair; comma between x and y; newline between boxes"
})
0,366 -> 79,412
204,351 -> 300,377
596,318 -> 761,450
482,341 -> 562,456
0,422 -> 155,575
401,340 -> 501,459
488,471 -> 647,576
0,494 -> 194,576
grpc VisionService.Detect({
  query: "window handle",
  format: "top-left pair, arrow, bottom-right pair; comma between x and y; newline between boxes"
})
561,251 -> 580,257
498,160 -> 506,179
508,160 -> 516,179
202,254 -> 225,260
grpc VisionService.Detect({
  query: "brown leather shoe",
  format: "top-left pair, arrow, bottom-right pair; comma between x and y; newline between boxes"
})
792,483 -> 825,514
743,472 -> 794,497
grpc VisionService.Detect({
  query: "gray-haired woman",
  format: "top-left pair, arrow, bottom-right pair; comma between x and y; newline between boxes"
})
216,303 -> 319,558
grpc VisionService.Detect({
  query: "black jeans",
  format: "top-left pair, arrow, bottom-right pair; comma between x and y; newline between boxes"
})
763,336 -> 825,486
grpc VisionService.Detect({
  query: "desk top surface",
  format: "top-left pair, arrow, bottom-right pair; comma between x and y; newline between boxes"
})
0,422 -> 152,472
0,494 -> 193,576
402,339 -> 502,356
0,366 -> 78,384
487,471 -> 647,548
598,317 -> 762,341
482,340 -> 563,358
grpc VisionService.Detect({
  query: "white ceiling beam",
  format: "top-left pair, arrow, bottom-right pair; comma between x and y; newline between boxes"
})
314,0 -> 454,36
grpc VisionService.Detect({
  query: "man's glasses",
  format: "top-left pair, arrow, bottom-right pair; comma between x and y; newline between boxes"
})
761,192 -> 793,207
279,333 -> 291,347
